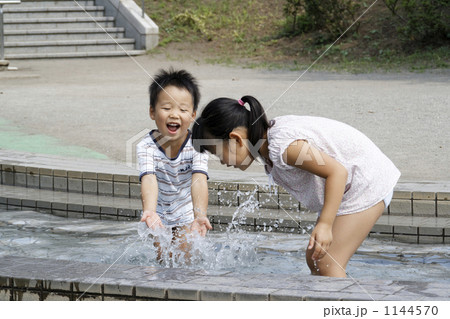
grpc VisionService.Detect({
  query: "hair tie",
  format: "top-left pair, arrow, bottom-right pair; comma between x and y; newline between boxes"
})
238,99 -> 245,106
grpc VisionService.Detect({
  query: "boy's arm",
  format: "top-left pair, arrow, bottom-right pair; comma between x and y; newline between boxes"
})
191,172 -> 211,236
140,174 -> 163,229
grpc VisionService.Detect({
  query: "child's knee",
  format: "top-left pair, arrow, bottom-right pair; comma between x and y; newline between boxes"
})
306,249 -> 347,277
306,249 -> 320,275
316,258 -> 347,277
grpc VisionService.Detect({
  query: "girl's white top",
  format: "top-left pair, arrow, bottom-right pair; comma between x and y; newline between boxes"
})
265,115 -> 400,215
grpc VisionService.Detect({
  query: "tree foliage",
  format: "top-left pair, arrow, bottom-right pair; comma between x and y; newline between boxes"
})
283,0 -> 360,41
383,0 -> 449,44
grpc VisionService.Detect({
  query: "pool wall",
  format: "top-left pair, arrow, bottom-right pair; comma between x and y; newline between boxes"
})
1,163 -> 449,244
1,163 -> 449,218
1,256 -> 448,301
1,154 -> 449,301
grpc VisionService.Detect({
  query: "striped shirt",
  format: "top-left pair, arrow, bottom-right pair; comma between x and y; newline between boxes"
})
136,130 -> 209,227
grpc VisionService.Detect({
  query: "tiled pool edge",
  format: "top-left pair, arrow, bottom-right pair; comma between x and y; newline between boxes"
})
1,256 -> 448,301
1,164 -> 450,218
1,160 -> 449,301
1,185 -> 449,244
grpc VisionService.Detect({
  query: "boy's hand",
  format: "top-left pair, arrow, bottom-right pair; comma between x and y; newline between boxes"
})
190,216 -> 212,237
141,211 -> 164,230
308,222 -> 333,261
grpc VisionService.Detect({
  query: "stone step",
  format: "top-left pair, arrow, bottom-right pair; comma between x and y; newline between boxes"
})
8,0 -> 95,7
2,6 -> 105,19
4,38 -> 136,54
0,184 -> 141,220
4,27 -> 125,42
5,49 -> 146,59
1,1 -> 151,58
0,184 -> 448,243
3,16 -> 116,30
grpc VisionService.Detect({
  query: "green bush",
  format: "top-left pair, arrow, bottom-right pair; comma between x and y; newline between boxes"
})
284,0 -> 304,33
383,0 -> 449,44
283,0 -> 360,41
172,10 -> 212,40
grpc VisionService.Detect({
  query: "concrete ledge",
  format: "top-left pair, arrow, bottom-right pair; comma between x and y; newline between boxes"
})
6,50 -> 146,59
2,163 -> 450,216
3,16 -> 115,24
95,0 -> 158,50
1,185 -> 449,241
15,1 -> 94,7
1,151 -> 449,216
0,255 -> 448,301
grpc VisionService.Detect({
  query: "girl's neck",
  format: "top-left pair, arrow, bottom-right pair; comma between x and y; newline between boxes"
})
258,131 -> 270,162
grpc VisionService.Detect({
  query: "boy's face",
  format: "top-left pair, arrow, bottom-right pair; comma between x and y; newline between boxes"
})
150,85 -> 196,143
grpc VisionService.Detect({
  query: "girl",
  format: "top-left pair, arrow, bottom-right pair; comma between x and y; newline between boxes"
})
192,95 -> 400,277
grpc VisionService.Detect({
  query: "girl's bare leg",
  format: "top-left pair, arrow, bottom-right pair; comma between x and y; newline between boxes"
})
306,201 -> 385,277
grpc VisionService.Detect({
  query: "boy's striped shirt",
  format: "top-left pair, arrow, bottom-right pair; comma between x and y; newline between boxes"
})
136,130 -> 208,227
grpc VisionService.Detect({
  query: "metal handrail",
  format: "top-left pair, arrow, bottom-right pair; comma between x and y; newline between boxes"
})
0,0 -> 21,61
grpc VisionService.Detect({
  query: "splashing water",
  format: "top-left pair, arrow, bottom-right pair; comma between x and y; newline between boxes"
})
133,189 -> 265,271
1,209 -> 449,281
134,223 -> 263,271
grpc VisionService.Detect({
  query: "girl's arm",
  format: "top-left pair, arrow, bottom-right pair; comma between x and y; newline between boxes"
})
140,174 -> 163,229
283,140 -> 348,261
191,172 -> 212,236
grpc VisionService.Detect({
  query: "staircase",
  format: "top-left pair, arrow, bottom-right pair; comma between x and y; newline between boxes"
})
2,0 -> 147,59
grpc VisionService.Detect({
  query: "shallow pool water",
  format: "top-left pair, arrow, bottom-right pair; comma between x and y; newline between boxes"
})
0,210 -> 449,283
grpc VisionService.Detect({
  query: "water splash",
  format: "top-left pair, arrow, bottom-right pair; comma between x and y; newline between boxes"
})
227,188 -> 259,231
135,223 -> 262,271
134,190 -> 264,271
1,210 -> 448,281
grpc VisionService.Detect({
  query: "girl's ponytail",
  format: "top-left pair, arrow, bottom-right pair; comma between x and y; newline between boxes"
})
241,95 -> 269,151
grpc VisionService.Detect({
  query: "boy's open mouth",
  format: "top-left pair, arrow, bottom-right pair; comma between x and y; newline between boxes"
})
167,123 -> 180,133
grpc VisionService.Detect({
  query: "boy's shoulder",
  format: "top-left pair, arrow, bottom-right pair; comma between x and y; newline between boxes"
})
175,136 -> 209,162
136,131 -> 156,149
175,136 -> 196,157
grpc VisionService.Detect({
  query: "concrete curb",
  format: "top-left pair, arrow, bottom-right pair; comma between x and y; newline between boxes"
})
2,163 -> 450,218
1,184 -> 449,243
1,255 -> 448,301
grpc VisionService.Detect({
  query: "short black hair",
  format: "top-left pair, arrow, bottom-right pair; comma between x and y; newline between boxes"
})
149,68 -> 200,111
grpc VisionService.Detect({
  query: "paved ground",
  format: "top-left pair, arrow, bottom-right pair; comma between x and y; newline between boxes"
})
2,255 -> 449,301
0,56 -> 449,182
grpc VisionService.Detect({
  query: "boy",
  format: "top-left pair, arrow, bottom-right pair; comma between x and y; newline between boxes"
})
136,69 -> 211,259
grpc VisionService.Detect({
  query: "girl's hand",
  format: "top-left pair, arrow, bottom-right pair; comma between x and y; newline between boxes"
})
141,211 -> 164,230
190,216 -> 212,237
308,222 -> 333,261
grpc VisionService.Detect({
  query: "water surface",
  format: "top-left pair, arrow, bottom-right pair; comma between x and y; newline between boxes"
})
0,210 -> 448,283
